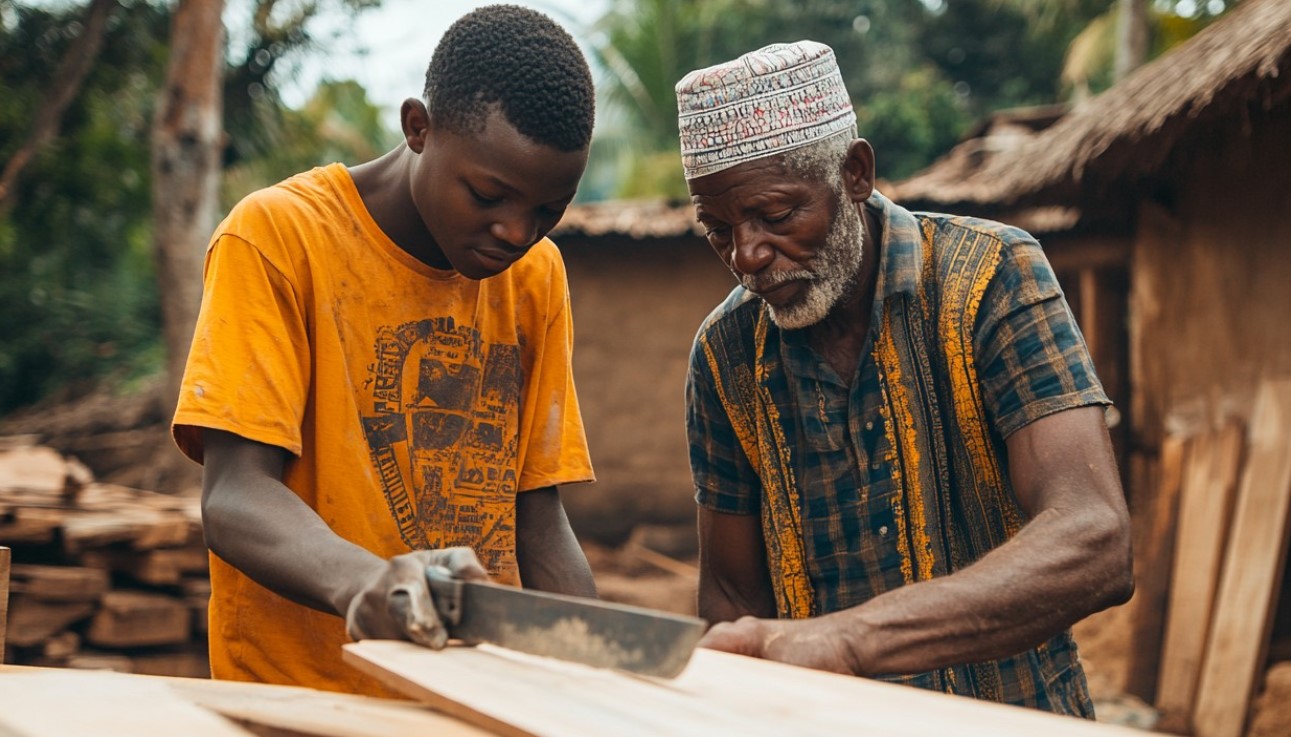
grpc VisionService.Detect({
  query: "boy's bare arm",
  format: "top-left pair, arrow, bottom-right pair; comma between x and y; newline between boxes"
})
515,486 -> 597,598
201,428 -> 489,647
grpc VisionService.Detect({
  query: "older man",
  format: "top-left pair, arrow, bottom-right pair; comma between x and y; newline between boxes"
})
676,41 -> 1132,716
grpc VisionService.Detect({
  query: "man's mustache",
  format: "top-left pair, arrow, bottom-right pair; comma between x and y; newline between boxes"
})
739,269 -> 815,292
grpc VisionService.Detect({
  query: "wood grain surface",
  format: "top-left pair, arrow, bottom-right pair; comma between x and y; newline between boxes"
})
344,639 -> 1150,737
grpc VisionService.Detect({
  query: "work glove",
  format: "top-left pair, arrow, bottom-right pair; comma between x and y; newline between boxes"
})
344,547 -> 490,649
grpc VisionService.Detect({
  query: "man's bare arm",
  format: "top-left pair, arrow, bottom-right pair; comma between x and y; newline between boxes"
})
698,507 -> 777,624
699,405 -> 1134,674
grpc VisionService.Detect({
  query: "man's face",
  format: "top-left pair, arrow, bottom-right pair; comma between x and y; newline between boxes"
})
689,157 -> 864,329
409,107 -> 588,280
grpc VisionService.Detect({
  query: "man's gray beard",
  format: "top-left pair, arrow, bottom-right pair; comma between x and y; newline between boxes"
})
752,188 -> 864,330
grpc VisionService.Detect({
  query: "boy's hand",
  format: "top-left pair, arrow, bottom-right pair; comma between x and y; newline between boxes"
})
344,547 -> 490,648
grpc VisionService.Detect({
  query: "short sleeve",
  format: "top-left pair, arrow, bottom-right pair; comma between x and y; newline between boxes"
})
974,237 -> 1109,438
515,260 -> 595,492
686,333 -> 761,515
171,234 -> 312,462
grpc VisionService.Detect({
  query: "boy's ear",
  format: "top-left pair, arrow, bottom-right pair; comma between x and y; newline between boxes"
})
401,98 -> 432,154
842,139 -> 876,203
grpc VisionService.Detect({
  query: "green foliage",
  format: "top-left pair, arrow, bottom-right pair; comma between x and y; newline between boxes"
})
221,78 -> 400,208
586,0 -> 1117,191
585,0 -> 1245,194
0,0 -> 395,413
0,1 -> 170,412
859,67 -> 968,181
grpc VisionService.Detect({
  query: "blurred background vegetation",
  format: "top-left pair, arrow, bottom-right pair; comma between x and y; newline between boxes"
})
0,0 -> 1238,414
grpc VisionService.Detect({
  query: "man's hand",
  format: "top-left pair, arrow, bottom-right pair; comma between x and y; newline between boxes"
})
344,547 -> 490,649
698,616 -> 861,675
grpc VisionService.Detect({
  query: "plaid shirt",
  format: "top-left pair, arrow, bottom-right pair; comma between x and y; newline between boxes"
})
687,191 -> 1106,716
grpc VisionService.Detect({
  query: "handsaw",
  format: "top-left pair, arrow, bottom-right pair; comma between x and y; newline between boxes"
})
425,566 -> 706,678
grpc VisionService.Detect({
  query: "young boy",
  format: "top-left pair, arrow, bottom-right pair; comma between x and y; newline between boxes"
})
172,5 -> 599,696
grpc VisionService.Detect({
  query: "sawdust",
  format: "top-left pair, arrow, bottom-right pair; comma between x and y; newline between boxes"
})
494,616 -> 648,671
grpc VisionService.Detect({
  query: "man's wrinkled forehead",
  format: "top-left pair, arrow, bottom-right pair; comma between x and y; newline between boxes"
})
675,40 -> 856,181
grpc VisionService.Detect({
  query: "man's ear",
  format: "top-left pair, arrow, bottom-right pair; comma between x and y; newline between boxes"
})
842,139 -> 876,203
401,98 -> 432,154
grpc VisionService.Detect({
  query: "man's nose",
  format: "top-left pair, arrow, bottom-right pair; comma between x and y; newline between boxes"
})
730,224 -> 773,275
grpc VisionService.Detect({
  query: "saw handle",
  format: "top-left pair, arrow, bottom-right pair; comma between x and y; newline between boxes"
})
425,565 -> 465,627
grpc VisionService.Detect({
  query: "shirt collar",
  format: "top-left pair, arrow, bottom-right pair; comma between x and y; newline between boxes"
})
866,189 -> 923,299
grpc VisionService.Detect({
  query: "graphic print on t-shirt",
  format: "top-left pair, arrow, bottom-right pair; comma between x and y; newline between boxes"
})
361,316 -> 521,572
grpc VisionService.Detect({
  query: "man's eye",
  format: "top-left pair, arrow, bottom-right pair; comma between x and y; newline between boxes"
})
765,210 -> 793,224
704,225 -> 730,240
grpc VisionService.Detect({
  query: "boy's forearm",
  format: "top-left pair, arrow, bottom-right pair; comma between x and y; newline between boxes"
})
204,468 -> 386,616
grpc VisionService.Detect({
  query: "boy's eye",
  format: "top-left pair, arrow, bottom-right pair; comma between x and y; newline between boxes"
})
468,186 -> 501,205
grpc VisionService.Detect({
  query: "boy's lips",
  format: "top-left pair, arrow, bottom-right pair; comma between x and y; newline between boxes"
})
473,247 -> 522,271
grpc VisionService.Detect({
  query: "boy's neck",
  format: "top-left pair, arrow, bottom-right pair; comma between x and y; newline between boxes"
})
349,147 -> 452,270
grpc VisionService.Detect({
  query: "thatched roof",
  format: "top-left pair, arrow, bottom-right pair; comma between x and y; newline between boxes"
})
892,0 -> 1291,209
553,198 -> 702,240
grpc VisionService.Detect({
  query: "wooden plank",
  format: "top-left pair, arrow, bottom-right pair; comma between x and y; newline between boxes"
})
0,446 -> 71,496
0,668 -> 255,737
85,590 -> 190,647
5,597 -> 96,648
0,665 -> 493,737
82,545 -> 208,586
1194,379 -> 1291,737
1123,433 -> 1187,701
9,563 -> 110,602
0,546 -> 9,665
166,672 -> 496,737
1156,421 -> 1245,731
344,640 -> 1147,737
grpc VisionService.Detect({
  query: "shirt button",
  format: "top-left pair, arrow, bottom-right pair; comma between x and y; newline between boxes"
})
865,421 -> 873,431
870,461 -> 881,470
879,525 -> 889,536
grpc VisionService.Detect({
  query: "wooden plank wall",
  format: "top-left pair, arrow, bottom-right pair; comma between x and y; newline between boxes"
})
1193,379 -> 1291,737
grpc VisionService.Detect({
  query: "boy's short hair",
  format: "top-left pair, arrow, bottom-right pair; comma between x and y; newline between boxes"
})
424,4 -> 595,152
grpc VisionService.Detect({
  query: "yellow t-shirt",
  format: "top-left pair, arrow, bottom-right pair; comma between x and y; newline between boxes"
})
172,163 -> 595,696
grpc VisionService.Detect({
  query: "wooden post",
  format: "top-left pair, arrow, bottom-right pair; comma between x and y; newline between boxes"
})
1123,435 -> 1187,701
1,545 -> 10,665
1156,422 -> 1245,733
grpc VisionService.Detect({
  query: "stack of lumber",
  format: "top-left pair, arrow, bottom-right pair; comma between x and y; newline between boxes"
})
0,439 -> 210,677
1146,378 -> 1291,737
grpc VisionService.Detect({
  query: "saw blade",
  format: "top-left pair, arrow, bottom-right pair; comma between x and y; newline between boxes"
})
426,566 -> 706,678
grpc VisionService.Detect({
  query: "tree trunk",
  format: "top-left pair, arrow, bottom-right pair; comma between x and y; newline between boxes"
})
1114,0 -> 1150,82
0,0 -> 119,214
151,0 -> 226,427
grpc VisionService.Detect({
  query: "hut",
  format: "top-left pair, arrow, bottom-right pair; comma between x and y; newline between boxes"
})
549,200 -> 729,548
890,1 -> 1291,734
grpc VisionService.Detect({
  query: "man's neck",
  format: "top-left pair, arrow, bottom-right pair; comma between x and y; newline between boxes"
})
806,206 -> 883,382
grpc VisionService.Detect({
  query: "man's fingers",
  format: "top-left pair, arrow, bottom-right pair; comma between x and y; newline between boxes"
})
697,620 -> 762,657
